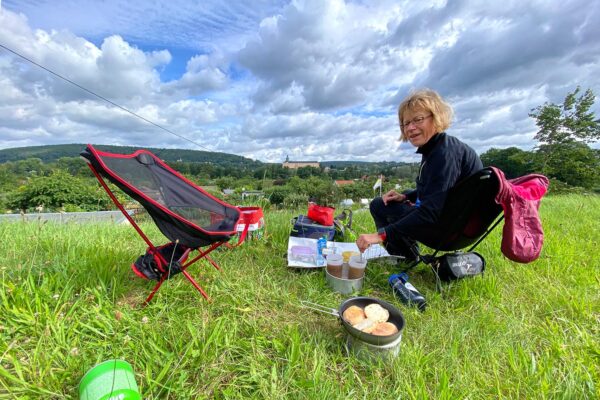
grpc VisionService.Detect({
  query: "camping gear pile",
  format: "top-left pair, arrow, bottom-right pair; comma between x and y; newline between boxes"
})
290,204 -> 356,242
288,203 -> 365,294
290,214 -> 336,240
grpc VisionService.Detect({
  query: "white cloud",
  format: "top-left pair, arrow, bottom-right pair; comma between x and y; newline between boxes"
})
239,0 -> 413,111
0,0 -> 599,162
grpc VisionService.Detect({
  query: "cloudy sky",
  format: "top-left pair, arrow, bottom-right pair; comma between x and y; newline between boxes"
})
0,0 -> 598,162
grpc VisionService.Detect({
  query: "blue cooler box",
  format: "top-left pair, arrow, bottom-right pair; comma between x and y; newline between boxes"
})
290,215 -> 335,240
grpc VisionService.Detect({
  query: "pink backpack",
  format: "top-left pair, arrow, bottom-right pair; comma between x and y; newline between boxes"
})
491,167 -> 549,263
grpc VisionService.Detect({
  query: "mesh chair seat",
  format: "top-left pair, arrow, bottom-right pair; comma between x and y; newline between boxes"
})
82,144 -> 246,303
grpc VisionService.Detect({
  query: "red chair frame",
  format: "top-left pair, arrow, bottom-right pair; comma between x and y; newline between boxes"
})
82,145 -> 247,304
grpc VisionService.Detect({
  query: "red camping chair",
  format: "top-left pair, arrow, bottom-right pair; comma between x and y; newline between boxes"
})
81,145 -> 249,304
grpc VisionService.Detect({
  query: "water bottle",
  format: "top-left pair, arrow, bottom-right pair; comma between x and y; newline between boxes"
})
316,236 -> 327,267
389,273 -> 426,311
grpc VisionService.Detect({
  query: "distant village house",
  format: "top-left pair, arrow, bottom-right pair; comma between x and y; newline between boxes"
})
282,155 -> 319,169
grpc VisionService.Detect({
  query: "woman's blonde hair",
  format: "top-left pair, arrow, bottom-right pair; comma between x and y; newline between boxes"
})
397,89 -> 453,142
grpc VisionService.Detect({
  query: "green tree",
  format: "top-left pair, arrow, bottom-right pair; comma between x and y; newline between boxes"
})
303,176 -> 338,206
10,158 -> 48,176
529,87 -> 600,188
0,163 -> 19,189
215,177 -> 235,190
6,169 -> 111,212
266,187 -> 290,206
536,142 -> 599,189
296,166 -> 322,179
55,157 -> 89,176
480,147 -> 537,178
529,87 -> 600,145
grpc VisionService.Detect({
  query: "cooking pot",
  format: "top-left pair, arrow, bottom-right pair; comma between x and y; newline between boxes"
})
302,296 -> 405,346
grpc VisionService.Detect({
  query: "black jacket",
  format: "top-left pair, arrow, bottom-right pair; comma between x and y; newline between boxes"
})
385,132 -> 483,239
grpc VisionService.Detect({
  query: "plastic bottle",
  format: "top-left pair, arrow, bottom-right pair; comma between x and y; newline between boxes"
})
389,273 -> 426,311
316,235 -> 327,267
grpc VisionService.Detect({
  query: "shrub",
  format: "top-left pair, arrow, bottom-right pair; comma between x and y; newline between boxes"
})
546,178 -> 587,195
5,170 -> 112,212
283,193 -> 308,209
267,187 -> 291,206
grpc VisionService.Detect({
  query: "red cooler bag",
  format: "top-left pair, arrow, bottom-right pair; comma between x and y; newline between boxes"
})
307,203 -> 335,226
236,206 -> 265,232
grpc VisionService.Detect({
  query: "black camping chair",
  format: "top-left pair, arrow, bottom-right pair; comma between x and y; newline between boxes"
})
402,167 -> 504,270
81,145 -> 248,304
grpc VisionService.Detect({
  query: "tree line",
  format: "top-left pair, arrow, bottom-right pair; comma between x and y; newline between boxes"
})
0,154 -> 419,212
1,87 -> 598,213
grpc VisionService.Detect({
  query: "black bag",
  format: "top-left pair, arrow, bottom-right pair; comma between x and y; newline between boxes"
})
132,242 -> 190,281
290,215 -> 336,240
431,252 -> 485,281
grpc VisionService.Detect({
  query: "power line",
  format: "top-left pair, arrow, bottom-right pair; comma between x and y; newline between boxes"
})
0,42 -> 213,152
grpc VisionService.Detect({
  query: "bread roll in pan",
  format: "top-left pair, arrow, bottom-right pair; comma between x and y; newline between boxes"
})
339,297 -> 405,346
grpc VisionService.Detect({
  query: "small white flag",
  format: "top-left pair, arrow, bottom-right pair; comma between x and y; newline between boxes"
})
373,177 -> 382,191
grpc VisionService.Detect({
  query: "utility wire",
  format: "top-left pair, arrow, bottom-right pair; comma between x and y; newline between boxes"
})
0,42 -> 212,152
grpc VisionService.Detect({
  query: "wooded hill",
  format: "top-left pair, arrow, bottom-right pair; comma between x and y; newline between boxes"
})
0,144 -> 413,170
0,144 -> 264,168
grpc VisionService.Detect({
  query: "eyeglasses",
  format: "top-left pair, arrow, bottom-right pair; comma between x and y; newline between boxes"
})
400,114 -> 432,129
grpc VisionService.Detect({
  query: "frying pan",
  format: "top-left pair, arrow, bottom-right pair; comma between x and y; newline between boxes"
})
301,296 -> 405,346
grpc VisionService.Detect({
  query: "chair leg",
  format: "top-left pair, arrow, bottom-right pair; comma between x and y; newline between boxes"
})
181,270 -> 210,300
144,269 -> 211,303
182,242 -> 222,269
405,258 -> 422,270
204,255 -> 221,271
143,242 -> 224,303
144,275 -> 167,304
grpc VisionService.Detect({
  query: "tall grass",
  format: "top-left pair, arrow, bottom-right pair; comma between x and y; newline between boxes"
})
1,194 -> 599,399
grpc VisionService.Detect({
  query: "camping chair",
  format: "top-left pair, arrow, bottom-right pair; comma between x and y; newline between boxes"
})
402,167 -> 504,271
81,145 -> 248,304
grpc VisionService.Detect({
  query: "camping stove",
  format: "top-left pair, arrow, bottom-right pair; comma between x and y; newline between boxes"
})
345,333 -> 402,361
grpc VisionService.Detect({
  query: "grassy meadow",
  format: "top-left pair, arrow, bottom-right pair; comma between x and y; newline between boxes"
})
1,194 -> 599,399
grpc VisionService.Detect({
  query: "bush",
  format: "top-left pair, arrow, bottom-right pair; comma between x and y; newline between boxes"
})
283,193 -> 308,209
63,204 -> 86,212
546,178 -> 587,195
267,187 -> 291,206
5,170 -> 112,212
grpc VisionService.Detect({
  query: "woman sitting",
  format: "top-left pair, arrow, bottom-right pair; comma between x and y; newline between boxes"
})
356,89 -> 483,262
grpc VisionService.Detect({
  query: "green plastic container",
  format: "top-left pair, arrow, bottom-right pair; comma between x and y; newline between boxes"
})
79,359 -> 141,400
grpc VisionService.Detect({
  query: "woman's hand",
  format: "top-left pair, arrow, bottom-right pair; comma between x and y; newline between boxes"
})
382,190 -> 406,205
356,233 -> 383,253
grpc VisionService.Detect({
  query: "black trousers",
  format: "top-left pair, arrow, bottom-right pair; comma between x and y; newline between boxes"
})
369,197 -> 421,260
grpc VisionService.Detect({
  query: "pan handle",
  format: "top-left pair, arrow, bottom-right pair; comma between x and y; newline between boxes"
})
300,300 -> 340,317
